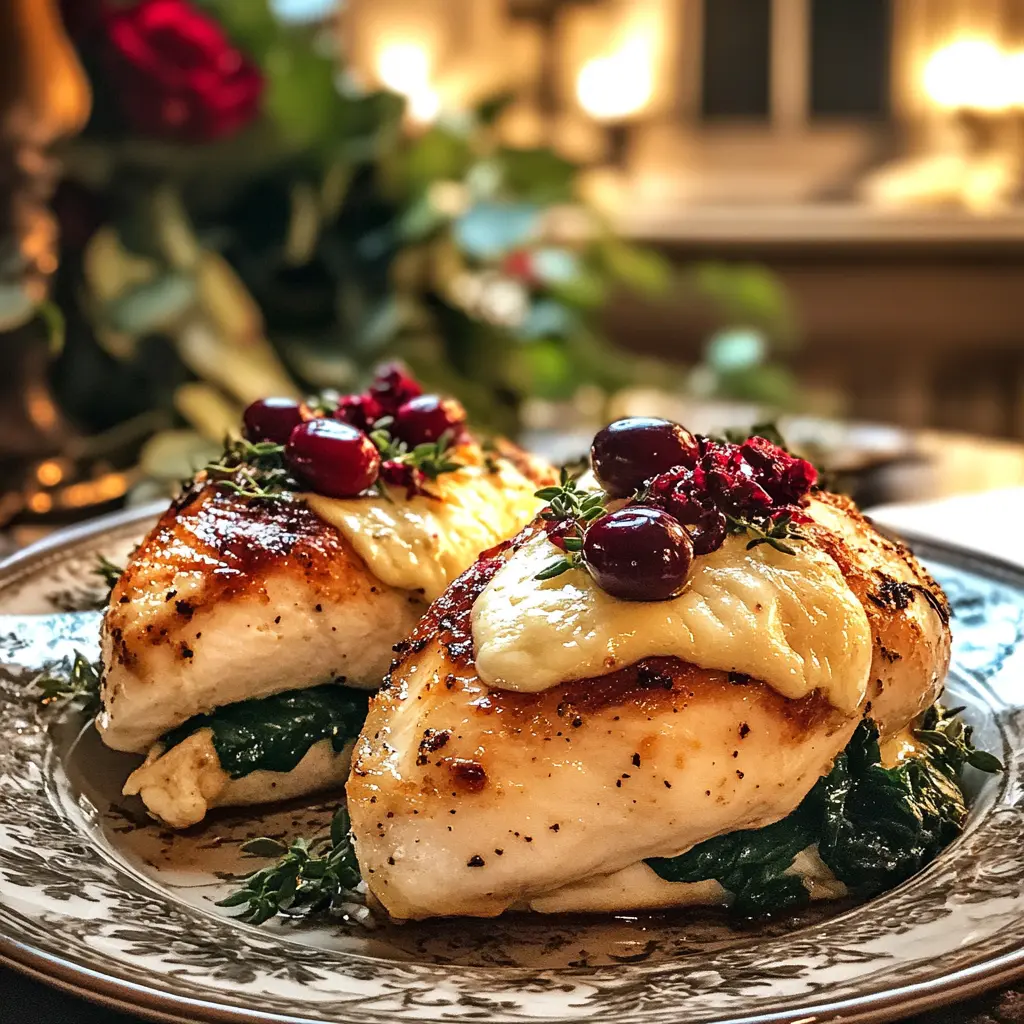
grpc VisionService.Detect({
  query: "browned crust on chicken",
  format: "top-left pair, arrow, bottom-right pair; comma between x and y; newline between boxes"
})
105,484 -> 380,674
351,488 -> 952,918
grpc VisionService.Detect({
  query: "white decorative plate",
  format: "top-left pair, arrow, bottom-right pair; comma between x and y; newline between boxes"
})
0,505 -> 1022,1024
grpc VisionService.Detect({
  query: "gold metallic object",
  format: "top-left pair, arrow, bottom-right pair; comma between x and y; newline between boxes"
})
0,0 -> 91,329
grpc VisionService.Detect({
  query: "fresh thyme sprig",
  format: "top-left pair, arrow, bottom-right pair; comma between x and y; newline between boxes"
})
92,555 -> 124,591
34,651 -> 102,712
216,807 -> 362,925
725,510 -> 809,556
534,468 -> 607,580
369,420 -> 463,497
915,704 -> 1004,774
203,438 -> 295,500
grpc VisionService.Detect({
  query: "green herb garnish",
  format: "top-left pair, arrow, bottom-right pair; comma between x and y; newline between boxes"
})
217,807 -> 362,925
203,438 -> 294,500
162,685 -> 369,779
647,706 -> 1002,916
368,419 -> 463,495
533,468 -> 607,580
93,555 -> 124,592
725,509 -> 810,556
34,651 -> 102,712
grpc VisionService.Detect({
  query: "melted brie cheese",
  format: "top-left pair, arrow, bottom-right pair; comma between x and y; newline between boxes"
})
305,452 -> 542,601
472,528 -> 872,712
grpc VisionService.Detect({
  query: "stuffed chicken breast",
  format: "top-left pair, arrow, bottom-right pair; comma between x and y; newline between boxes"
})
347,420 -> 966,920
101,365 -> 554,828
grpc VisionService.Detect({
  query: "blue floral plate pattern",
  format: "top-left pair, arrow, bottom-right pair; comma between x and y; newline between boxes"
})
0,505 -> 1021,1024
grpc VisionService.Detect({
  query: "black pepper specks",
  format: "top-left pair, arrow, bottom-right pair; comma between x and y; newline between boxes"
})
416,728 -> 450,765
467,855 -> 485,867
631,752 -> 641,767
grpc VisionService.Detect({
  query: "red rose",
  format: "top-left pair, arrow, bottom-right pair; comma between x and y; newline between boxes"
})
103,0 -> 263,142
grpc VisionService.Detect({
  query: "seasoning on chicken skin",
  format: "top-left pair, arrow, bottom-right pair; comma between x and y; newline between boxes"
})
347,493 -> 950,920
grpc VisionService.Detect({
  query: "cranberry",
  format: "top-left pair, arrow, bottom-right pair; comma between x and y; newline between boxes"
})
286,420 -> 380,498
582,508 -> 693,601
379,460 -> 428,499
369,362 -> 423,413
740,436 -> 817,504
647,472 -> 728,555
591,418 -> 699,498
394,394 -> 467,446
242,398 -> 304,446
334,393 -> 385,432
699,440 -> 773,513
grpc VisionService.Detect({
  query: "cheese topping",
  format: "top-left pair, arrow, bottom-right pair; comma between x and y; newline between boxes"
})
305,451 -> 543,601
472,520 -> 872,712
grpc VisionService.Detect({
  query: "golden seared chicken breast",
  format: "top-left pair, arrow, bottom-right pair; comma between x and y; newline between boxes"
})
348,420 -> 965,920
101,365 -> 554,828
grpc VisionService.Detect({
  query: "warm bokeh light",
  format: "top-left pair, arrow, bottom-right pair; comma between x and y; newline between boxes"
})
1004,50 -> 1024,108
923,39 -> 1010,111
35,460 -> 64,487
375,41 -> 440,124
576,36 -> 654,121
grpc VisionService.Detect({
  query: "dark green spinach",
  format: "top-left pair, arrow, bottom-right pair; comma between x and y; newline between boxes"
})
163,684 -> 369,779
647,707 -> 1002,916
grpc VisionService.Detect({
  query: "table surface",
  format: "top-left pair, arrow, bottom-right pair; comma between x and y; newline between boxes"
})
4,434 -> 1024,1024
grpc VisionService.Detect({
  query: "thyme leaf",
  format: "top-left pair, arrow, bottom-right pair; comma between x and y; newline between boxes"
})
34,651 -> 102,712
370,425 -> 464,497
533,468 -> 607,580
203,438 -> 295,501
216,807 -> 363,925
725,510 -> 809,556
92,555 -> 124,592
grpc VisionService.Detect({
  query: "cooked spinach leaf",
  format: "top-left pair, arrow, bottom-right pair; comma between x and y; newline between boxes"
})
647,707 -> 1001,916
647,811 -> 817,916
163,684 -> 369,779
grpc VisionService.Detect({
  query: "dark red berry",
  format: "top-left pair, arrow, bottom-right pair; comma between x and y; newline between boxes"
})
582,508 -> 693,601
286,419 -> 380,498
334,393 -> 385,432
242,397 -> 304,446
740,435 -> 817,504
369,362 -> 423,413
394,394 -> 467,446
379,459 -> 428,499
591,418 -> 699,498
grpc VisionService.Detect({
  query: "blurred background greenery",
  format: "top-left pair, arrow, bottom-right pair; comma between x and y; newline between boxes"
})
0,0 -> 802,526
8,0 -> 1024,533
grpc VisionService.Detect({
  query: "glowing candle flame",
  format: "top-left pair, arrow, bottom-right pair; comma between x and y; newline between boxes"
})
923,40 -> 1010,112
375,41 -> 440,124
577,36 -> 654,121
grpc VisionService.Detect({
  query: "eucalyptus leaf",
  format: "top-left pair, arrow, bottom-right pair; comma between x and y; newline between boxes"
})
496,147 -> 577,203
600,239 -> 672,295
454,203 -> 540,260
106,273 -> 197,335
403,127 -> 473,191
